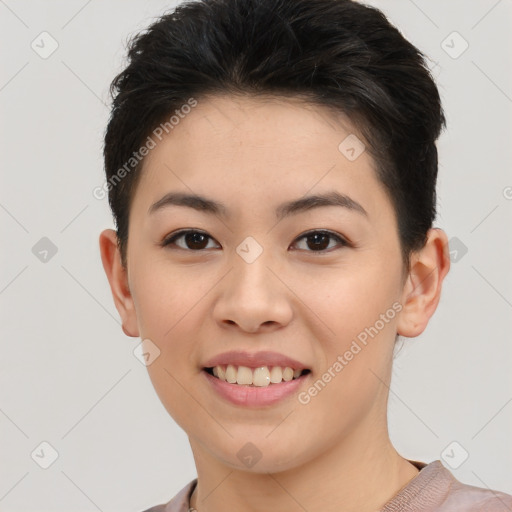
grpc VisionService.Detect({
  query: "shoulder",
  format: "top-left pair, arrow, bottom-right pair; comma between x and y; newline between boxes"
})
382,460 -> 512,511
139,479 -> 197,512
442,473 -> 512,511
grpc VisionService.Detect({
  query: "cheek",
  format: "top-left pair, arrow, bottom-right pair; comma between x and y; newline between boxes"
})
302,264 -> 399,385
130,261 -> 202,340
304,262 -> 397,335
301,279 -> 396,433
132,266 -> 209,427
129,262 -> 216,382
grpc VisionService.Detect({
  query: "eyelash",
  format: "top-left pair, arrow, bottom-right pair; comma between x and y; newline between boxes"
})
160,229 -> 351,254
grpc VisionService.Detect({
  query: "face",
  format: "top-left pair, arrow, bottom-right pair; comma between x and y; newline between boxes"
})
107,95 -> 420,472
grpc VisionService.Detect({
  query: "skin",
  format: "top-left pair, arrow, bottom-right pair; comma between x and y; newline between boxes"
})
100,94 -> 450,512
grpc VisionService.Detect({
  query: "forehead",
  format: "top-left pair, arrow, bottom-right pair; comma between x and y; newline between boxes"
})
161,93 -> 361,151
133,94 -> 391,223
142,95 -> 371,174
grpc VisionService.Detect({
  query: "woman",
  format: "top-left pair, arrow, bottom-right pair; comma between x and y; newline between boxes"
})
99,0 -> 512,510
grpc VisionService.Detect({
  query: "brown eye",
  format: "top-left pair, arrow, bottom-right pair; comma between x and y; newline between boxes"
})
162,230 -> 219,251
161,229 -> 349,253
292,230 -> 349,252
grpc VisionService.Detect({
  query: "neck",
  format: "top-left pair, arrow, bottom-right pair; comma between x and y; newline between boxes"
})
188,418 -> 419,512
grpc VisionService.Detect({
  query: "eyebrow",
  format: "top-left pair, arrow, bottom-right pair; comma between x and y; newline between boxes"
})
148,190 -> 368,220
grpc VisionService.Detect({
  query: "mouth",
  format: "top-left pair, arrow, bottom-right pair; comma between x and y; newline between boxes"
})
203,365 -> 311,387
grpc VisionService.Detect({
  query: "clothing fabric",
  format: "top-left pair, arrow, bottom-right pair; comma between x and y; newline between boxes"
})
141,459 -> 512,512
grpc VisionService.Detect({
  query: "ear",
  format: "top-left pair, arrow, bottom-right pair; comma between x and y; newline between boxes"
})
397,228 -> 451,338
99,229 -> 140,338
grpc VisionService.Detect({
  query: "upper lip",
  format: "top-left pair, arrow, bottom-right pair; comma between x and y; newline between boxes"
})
203,350 -> 309,370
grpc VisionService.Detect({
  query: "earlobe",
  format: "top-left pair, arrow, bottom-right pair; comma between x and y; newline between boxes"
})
396,228 -> 451,338
99,229 -> 140,338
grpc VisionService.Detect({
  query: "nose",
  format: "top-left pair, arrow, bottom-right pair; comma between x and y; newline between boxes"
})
212,245 -> 294,334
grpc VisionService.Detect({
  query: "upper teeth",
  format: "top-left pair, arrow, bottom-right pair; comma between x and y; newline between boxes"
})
212,365 -> 303,387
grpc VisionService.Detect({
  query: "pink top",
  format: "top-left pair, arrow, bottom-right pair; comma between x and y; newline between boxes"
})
141,459 -> 512,511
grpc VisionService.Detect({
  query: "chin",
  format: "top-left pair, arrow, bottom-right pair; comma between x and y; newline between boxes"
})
210,435 -> 309,474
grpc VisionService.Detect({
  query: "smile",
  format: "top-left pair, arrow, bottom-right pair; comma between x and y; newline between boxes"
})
202,366 -> 312,407
205,365 -> 311,387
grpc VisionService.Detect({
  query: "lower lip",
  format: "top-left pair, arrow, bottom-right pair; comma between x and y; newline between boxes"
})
203,370 -> 309,407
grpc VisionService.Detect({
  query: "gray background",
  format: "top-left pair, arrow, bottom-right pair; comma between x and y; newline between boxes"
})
1,0 -> 511,510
